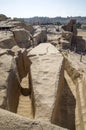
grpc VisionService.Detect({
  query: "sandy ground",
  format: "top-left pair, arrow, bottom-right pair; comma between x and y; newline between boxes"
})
77,29 -> 86,39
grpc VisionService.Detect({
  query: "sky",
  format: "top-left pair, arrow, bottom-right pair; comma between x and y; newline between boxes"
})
0,0 -> 86,18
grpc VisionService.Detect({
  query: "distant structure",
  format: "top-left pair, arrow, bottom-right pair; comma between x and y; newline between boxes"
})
62,19 -> 77,35
62,19 -> 77,50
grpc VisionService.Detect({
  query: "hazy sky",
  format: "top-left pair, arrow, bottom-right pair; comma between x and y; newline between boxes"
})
0,0 -> 86,18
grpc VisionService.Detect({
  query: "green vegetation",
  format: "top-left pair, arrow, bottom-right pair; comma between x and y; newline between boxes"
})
81,24 -> 86,30
76,22 -> 81,29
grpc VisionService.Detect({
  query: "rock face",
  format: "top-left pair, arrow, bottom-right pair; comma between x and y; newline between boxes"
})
0,108 -> 68,130
77,30 -> 86,51
60,31 -> 73,49
7,49 -> 31,113
61,19 -> 77,49
47,25 -> 59,34
0,50 -> 13,109
64,52 -> 86,130
33,26 -> 47,46
46,23 -> 74,50
12,28 -> 32,48
0,31 -> 16,49
62,19 -> 77,35
0,48 -> 31,113
47,25 -> 62,46
76,36 -> 86,51
0,18 -> 34,33
0,19 -> 34,49
29,43 -> 64,124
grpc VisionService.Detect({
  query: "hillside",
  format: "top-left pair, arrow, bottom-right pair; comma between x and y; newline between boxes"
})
24,16 -> 86,24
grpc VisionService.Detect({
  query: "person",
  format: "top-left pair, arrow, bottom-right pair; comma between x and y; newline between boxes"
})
80,53 -> 83,62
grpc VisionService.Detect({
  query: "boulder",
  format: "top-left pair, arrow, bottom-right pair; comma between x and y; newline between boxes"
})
0,31 -> 16,49
61,19 -> 77,50
47,25 -> 59,34
60,31 -> 73,49
25,23 -> 34,34
47,25 -> 62,48
62,19 -> 77,35
0,14 -> 8,21
11,19 -> 34,33
0,108 -> 68,130
0,19 -> 34,33
33,26 -> 47,46
28,43 -> 64,125
76,36 -> 86,51
12,28 -> 32,48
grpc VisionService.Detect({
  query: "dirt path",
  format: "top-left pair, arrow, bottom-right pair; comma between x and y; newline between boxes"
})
17,74 -> 33,119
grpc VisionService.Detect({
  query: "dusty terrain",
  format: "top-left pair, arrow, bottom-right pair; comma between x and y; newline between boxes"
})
78,29 -> 86,39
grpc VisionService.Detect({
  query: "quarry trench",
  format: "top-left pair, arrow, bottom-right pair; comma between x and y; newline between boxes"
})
7,50 -> 35,119
17,74 -> 33,119
15,51 -> 35,119
6,48 -> 86,130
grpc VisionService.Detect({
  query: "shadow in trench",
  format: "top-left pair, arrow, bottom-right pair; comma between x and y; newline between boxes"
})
59,79 -> 76,130
51,77 -> 76,130
7,51 -> 35,119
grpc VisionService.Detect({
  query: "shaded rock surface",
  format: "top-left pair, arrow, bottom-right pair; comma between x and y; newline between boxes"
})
63,51 -> 86,130
62,19 -> 77,35
12,28 -> 32,48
